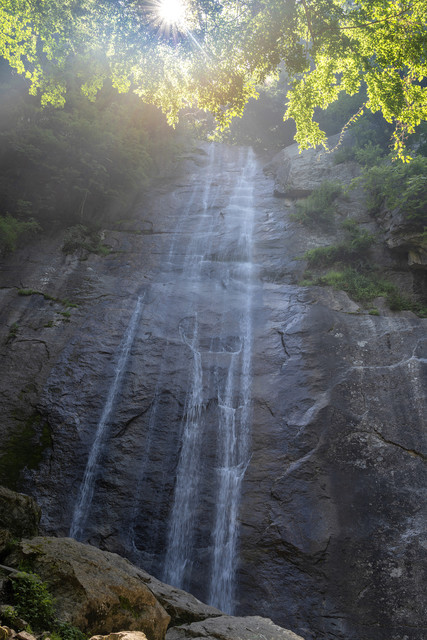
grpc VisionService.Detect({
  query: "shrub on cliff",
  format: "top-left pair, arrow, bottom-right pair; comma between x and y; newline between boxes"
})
0,215 -> 40,254
303,221 -> 375,267
362,156 -> 427,227
292,181 -> 343,230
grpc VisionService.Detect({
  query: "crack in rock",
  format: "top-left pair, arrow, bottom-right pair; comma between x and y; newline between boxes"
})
277,330 -> 290,359
372,428 -> 426,461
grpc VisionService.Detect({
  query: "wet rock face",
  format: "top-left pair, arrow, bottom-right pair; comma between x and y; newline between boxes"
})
239,286 -> 427,640
0,141 -> 426,640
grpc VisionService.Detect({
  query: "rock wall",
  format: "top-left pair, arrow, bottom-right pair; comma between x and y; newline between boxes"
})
238,141 -> 426,639
0,141 -> 426,640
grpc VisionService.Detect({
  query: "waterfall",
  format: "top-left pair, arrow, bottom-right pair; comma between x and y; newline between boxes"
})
208,155 -> 256,611
163,315 -> 204,586
71,144 -> 259,609
161,147 -> 257,611
69,294 -> 144,540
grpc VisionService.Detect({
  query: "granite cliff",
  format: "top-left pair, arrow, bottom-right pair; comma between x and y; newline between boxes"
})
0,140 -> 425,640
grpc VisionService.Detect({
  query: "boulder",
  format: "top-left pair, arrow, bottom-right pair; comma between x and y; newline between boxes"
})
0,487 -> 40,547
91,632 -> 148,640
135,571 -> 222,626
15,632 -> 36,640
5,537 -> 170,640
165,615 -> 304,640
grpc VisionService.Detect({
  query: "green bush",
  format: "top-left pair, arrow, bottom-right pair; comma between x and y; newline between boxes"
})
10,572 -> 87,640
332,145 -> 356,165
12,572 -> 55,631
354,143 -> 385,168
316,268 -> 395,304
304,267 -> 426,315
17,288 -> 78,309
303,221 -> 375,267
0,214 -> 40,253
54,621 -> 87,640
0,604 -> 21,627
292,181 -> 343,229
6,322 -> 19,343
62,225 -> 110,255
0,69 -> 179,240
362,155 -> 427,226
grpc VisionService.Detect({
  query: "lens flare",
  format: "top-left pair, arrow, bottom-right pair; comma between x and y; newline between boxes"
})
146,0 -> 189,38
158,0 -> 187,26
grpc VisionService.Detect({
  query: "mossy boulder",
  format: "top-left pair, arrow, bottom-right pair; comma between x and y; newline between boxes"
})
5,537 -> 170,640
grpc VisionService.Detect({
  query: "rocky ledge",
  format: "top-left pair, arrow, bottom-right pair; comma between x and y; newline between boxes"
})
0,488 -> 304,640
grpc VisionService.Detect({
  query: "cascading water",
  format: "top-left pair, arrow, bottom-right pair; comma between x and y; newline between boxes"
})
68,144 -> 258,612
160,147 -> 257,611
69,294 -> 144,540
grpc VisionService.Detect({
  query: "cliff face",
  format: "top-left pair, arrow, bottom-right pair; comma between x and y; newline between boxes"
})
0,141 -> 425,640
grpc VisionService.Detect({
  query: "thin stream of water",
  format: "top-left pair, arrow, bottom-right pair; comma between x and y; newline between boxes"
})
69,294 -> 144,540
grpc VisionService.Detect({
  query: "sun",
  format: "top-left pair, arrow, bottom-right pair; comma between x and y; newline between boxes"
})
146,0 -> 189,38
157,0 -> 187,26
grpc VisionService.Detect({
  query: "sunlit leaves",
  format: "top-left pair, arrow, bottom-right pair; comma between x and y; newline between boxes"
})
283,0 -> 427,158
0,0 -> 425,158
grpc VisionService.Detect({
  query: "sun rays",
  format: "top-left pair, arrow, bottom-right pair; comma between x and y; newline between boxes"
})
145,0 -> 190,39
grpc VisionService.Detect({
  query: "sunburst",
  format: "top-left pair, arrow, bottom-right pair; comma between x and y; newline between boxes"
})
145,0 -> 190,39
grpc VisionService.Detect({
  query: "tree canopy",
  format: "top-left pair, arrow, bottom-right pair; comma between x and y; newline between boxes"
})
1,0 -> 426,158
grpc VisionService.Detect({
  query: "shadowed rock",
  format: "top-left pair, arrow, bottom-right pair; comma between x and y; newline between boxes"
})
0,487 -> 40,553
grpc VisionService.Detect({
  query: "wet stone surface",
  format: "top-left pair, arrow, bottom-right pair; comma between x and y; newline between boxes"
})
0,141 -> 426,640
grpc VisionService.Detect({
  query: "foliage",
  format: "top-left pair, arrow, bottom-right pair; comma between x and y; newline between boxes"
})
354,143 -> 385,168
299,217 -> 426,316
62,225 -> 110,255
361,155 -> 427,224
0,67 -> 178,242
0,605 -> 21,627
9,571 -> 87,640
291,181 -> 342,229
17,289 -> 78,308
11,572 -> 55,631
0,0 -> 425,159
0,214 -> 40,253
302,266 -> 426,315
303,223 -> 375,267
207,80 -> 296,150
282,0 -> 427,160
313,268 -> 396,304
6,321 -> 19,343
54,622 -> 87,640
